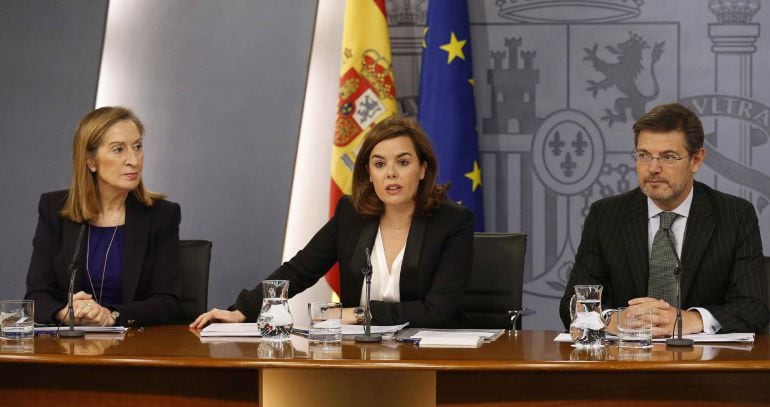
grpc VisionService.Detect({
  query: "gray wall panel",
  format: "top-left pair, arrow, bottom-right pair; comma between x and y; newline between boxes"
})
1,1 -> 315,318
0,0 -> 109,301
96,0 -> 315,311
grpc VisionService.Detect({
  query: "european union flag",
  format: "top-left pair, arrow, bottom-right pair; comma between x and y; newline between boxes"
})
418,0 -> 483,231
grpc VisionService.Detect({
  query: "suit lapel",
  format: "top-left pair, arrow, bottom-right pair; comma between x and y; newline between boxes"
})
400,213 -> 426,300
680,184 -> 714,301
122,194 -> 150,303
622,190 -> 650,298
346,217 -> 378,306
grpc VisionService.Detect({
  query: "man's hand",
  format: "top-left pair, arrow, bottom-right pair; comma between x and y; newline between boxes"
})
627,297 -> 703,337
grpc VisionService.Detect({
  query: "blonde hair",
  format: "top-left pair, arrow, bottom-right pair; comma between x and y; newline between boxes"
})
60,107 -> 165,223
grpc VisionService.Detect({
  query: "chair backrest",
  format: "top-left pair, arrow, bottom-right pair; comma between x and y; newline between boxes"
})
173,240 -> 212,324
461,233 -> 527,329
765,256 -> 770,333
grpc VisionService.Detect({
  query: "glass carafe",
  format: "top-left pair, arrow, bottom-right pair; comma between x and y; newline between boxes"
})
257,280 -> 293,341
569,284 -> 606,348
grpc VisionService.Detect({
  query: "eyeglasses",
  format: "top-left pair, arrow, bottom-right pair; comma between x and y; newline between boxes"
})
631,152 -> 688,165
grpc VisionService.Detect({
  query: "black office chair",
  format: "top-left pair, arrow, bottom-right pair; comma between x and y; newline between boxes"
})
461,233 -> 528,330
173,240 -> 212,324
765,256 -> 770,334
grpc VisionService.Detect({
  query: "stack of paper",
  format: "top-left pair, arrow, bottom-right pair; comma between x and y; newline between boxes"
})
35,326 -> 128,335
342,323 -> 409,336
200,323 -> 261,337
553,332 -> 755,343
410,330 -> 496,348
292,323 -> 409,336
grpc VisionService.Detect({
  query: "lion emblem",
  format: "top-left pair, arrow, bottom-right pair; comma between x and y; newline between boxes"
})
584,32 -> 665,126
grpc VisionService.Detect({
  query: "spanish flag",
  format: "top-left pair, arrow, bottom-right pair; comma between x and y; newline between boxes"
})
327,0 -> 397,294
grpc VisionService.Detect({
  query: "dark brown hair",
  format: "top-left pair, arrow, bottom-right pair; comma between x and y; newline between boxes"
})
352,116 -> 448,216
633,103 -> 704,156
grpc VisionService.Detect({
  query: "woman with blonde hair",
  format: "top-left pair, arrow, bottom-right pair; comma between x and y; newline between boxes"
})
25,107 -> 181,327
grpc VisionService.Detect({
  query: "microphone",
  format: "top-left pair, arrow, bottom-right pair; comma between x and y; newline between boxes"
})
355,247 -> 381,343
59,223 -> 87,338
663,226 -> 693,347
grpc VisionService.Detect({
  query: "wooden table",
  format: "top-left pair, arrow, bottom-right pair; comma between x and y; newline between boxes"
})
1,326 -> 768,406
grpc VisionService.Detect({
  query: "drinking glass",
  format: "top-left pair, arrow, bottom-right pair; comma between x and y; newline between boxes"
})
0,300 -> 34,340
308,302 -> 342,344
617,307 -> 653,349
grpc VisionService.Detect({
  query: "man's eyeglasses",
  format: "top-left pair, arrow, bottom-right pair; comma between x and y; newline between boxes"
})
631,152 -> 688,165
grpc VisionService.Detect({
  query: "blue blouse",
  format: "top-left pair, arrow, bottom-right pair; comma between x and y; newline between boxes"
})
82,225 -> 124,306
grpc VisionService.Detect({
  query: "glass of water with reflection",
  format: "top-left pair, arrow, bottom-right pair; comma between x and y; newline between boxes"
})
1,300 -> 34,340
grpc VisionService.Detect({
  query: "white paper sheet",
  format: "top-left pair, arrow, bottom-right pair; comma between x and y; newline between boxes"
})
35,326 -> 128,335
553,332 -> 754,343
200,323 -> 261,337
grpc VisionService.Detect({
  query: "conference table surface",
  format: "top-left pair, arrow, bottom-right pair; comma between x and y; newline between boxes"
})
1,326 -> 769,406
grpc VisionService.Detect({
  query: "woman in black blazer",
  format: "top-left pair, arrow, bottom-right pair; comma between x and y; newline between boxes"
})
25,107 -> 181,327
192,116 -> 474,329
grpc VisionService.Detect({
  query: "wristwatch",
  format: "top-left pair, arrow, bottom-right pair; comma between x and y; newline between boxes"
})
354,307 -> 365,324
601,309 -> 615,323
110,310 -> 120,323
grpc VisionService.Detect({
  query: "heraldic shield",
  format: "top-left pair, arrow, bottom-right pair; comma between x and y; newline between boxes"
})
474,22 -> 678,301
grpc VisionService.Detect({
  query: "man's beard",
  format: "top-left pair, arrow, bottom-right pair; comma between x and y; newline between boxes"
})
640,173 -> 692,207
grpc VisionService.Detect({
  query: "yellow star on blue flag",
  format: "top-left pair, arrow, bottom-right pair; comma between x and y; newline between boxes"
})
419,0 -> 484,231
439,32 -> 467,64
465,161 -> 482,192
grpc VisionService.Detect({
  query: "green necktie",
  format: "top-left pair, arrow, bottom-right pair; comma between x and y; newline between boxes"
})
648,211 -> 679,305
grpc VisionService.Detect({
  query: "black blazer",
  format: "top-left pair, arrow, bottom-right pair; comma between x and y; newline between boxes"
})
233,196 -> 475,328
559,181 -> 769,332
25,190 -> 182,326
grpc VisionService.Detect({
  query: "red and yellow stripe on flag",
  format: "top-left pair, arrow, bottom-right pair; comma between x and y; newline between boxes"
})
326,0 -> 397,295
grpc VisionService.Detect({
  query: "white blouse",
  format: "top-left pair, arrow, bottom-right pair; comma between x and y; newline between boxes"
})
360,227 -> 404,306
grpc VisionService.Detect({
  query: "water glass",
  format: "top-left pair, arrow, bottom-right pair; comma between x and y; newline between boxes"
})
308,302 -> 342,344
1,300 -> 34,340
617,307 -> 652,349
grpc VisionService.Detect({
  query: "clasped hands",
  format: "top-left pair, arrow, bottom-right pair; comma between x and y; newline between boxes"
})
56,291 -> 115,326
606,297 -> 703,337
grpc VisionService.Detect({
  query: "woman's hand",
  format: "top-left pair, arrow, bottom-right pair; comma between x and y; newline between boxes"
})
56,291 -> 115,326
73,299 -> 114,326
189,308 -> 246,329
342,307 -> 359,325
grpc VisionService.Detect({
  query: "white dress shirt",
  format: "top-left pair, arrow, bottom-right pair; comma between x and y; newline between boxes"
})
360,227 -> 403,306
647,186 -> 721,334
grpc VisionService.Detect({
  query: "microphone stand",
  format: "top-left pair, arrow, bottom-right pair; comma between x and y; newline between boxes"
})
355,247 -> 381,343
59,224 -> 87,338
663,228 -> 693,347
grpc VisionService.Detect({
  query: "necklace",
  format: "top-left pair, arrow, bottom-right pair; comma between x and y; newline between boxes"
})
85,224 -> 119,304
384,222 -> 409,230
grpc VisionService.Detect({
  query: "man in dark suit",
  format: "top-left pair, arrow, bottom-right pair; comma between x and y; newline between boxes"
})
560,103 -> 768,335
